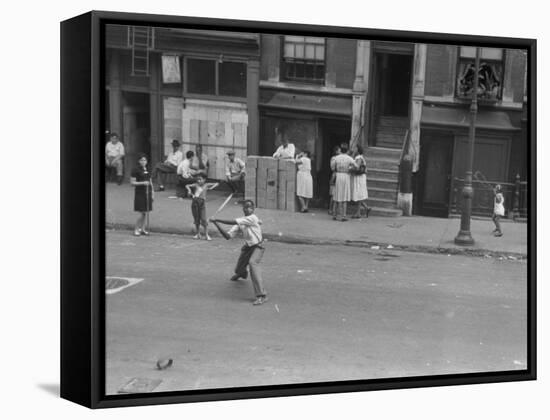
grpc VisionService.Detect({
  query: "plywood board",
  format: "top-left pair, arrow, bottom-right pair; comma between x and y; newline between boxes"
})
266,168 -> 278,209
277,168 -> 287,210
256,166 -> 267,208
199,120 -> 209,144
190,119 -> 199,143
246,156 -> 258,169
245,168 -> 256,202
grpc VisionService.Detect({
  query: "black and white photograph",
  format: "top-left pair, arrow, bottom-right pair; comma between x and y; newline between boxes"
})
103,22 -> 531,395
7,1 -> 549,419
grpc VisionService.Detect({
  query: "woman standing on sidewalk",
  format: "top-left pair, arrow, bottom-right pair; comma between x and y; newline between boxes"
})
330,143 -> 357,221
130,153 -> 154,236
351,145 -> 371,218
296,151 -> 313,213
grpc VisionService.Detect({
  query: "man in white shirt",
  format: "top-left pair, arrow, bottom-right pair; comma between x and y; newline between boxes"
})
210,200 -> 268,305
152,139 -> 183,191
174,150 -> 198,198
190,144 -> 210,177
272,127 -> 295,159
105,133 -> 125,184
225,150 -> 246,193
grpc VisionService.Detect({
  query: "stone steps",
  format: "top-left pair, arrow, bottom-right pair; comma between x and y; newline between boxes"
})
368,176 -> 399,190
367,168 -> 399,182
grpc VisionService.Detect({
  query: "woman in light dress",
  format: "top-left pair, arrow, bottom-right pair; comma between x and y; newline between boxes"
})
296,151 -> 313,213
351,144 -> 371,218
330,143 -> 357,221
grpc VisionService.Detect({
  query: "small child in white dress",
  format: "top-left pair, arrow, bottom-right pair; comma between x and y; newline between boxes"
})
492,184 -> 504,237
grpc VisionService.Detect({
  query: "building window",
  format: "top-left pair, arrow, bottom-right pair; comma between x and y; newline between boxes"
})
456,47 -> 504,100
186,58 -> 247,98
282,36 -> 325,84
219,62 -> 247,97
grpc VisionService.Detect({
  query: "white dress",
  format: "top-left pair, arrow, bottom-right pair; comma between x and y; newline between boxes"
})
296,157 -> 313,198
351,155 -> 368,201
331,153 -> 355,202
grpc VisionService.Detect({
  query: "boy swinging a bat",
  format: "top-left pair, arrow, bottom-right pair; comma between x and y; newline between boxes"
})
210,200 -> 268,306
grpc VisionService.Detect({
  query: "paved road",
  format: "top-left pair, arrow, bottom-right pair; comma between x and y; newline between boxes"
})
106,230 -> 527,395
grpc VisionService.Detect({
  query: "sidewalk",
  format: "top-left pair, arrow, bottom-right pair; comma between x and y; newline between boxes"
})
106,184 -> 528,257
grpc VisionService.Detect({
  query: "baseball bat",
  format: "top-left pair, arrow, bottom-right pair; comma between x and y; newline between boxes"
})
213,192 -> 234,216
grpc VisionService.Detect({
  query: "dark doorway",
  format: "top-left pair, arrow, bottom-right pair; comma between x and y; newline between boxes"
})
317,118 -> 351,206
416,133 -> 454,217
373,53 -> 413,117
369,52 -> 413,148
122,92 -> 150,178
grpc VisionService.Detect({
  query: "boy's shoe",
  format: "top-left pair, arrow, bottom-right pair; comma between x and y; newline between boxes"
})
230,274 -> 241,281
494,231 -> 503,237
366,207 -> 371,218
205,234 -> 212,241
141,230 -> 150,236
193,233 -> 201,240
134,229 -> 141,236
253,296 -> 268,306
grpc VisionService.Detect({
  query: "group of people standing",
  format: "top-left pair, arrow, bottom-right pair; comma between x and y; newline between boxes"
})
329,143 -> 370,222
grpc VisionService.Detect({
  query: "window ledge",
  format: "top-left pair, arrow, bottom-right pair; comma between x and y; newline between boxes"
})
259,80 -> 353,96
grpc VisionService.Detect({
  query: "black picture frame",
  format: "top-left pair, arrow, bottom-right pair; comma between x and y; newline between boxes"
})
61,10 -> 536,409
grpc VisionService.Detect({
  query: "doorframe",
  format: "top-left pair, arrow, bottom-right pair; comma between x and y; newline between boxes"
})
367,46 -> 415,147
416,128 -> 455,217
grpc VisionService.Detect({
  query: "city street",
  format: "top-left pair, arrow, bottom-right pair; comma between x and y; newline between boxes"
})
105,230 -> 527,394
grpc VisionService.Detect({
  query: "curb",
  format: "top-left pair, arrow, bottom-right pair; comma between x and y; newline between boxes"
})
106,222 -> 527,260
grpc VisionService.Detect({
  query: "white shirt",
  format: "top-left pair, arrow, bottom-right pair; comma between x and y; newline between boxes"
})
226,158 -> 246,177
190,153 -> 209,171
166,150 -> 183,166
177,159 -> 192,178
228,214 -> 263,247
273,143 -> 295,159
105,141 -> 125,158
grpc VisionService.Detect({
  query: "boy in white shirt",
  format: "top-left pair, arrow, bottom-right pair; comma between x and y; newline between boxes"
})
210,200 -> 268,305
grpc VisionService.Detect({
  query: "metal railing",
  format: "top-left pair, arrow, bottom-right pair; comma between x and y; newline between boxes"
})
450,174 -> 528,219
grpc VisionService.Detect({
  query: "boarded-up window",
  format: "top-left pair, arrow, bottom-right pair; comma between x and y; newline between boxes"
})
456,47 -> 504,100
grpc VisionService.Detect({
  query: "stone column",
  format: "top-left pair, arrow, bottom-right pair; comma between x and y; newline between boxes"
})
149,53 -> 162,167
247,60 -> 261,156
502,50 -> 515,103
398,43 -> 426,215
350,40 -> 371,150
408,43 -> 427,172
108,51 -> 123,140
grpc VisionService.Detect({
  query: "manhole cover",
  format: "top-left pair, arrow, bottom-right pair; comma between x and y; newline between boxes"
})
106,276 -> 144,294
118,377 -> 162,394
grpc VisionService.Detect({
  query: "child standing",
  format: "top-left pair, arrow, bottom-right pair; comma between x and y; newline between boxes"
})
492,184 -> 505,237
130,154 -> 154,236
210,200 -> 268,306
185,174 -> 218,240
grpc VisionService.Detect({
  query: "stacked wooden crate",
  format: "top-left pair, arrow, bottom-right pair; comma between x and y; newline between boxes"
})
245,157 -> 297,212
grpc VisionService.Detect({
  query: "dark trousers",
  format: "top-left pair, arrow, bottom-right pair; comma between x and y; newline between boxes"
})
153,162 -> 176,186
191,198 -> 207,227
235,243 -> 266,297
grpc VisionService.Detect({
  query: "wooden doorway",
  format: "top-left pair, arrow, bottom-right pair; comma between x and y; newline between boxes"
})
122,92 -> 150,177
417,133 -> 454,217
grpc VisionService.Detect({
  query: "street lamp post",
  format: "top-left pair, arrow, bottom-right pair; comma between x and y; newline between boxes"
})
455,47 -> 480,246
